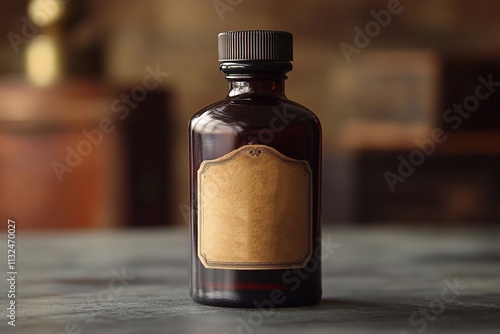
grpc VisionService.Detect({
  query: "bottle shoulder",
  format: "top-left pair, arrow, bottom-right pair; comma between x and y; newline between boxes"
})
189,96 -> 320,132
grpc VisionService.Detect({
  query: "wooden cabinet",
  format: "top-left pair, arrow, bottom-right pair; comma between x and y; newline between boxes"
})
0,80 -> 124,229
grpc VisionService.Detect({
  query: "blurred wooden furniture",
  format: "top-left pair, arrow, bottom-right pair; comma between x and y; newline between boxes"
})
324,51 -> 500,224
120,89 -> 173,227
0,79 -> 123,229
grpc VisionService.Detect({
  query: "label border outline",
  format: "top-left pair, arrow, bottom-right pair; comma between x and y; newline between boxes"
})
197,144 -> 313,270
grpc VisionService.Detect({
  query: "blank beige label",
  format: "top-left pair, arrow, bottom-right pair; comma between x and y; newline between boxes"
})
197,145 -> 312,270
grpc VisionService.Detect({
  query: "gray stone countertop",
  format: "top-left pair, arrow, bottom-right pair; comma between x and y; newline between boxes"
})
0,226 -> 499,334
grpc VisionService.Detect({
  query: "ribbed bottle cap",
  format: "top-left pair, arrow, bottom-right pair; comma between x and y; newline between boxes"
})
218,30 -> 293,62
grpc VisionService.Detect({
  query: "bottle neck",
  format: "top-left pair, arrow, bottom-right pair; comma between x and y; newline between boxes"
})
220,61 -> 291,98
227,78 -> 285,97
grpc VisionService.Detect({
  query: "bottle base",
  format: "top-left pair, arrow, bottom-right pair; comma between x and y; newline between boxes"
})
191,289 -> 322,308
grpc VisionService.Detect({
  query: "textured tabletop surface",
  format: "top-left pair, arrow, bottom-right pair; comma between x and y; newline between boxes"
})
0,226 -> 499,334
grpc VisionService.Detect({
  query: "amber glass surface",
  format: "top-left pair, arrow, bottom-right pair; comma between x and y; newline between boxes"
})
189,69 -> 322,307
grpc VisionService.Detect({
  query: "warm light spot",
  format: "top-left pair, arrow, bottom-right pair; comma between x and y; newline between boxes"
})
28,0 -> 64,27
26,35 -> 60,86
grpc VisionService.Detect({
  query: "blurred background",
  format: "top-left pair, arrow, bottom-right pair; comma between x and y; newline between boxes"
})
0,0 -> 499,229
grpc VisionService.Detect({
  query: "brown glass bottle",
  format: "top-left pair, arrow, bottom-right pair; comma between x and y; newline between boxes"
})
189,31 -> 321,307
